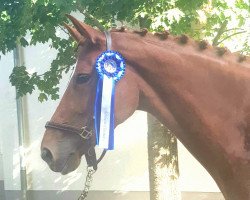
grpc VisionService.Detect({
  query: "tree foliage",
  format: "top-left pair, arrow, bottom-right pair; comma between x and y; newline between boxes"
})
0,0 -> 249,101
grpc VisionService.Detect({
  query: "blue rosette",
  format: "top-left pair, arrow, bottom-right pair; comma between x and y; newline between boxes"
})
94,50 -> 126,150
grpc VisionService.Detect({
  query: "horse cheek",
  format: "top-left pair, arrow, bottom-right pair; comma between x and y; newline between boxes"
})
114,80 -> 139,126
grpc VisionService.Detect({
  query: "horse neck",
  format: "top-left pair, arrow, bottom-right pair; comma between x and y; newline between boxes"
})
113,31 -> 250,148
113,32 -> 250,198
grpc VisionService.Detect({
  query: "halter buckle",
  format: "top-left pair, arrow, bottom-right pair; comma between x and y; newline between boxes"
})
79,126 -> 93,139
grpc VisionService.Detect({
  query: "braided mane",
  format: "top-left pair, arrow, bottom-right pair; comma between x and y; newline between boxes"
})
111,27 -> 249,66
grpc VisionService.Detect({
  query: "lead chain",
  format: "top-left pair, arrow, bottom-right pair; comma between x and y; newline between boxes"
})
78,167 -> 96,200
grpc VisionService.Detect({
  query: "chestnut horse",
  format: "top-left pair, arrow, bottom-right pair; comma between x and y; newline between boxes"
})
41,15 -> 250,200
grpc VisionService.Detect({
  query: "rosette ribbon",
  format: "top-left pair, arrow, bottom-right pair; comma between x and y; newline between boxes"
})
94,50 -> 126,150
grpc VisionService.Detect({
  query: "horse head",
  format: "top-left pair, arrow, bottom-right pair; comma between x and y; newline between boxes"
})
41,15 -> 140,174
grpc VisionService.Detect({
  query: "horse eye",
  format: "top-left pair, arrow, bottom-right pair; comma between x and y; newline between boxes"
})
76,74 -> 90,84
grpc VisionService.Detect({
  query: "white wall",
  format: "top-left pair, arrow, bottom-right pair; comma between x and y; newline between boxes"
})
0,51 -> 21,189
0,30 -> 220,193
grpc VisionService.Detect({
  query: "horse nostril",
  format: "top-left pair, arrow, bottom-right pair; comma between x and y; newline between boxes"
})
41,148 -> 53,164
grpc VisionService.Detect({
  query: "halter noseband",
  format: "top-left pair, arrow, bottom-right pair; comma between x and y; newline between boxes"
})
45,31 -> 112,170
45,121 -> 93,139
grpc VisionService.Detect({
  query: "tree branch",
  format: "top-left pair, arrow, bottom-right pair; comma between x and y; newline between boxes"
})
223,27 -> 244,33
216,31 -> 247,46
212,20 -> 228,46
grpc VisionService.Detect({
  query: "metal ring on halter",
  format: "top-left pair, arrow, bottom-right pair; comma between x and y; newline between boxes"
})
87,146 -> 95,156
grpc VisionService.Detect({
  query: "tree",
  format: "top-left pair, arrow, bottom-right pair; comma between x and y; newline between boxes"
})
147,114 -> 180,200
0,0 -> 249,100
1,1 -> 249,200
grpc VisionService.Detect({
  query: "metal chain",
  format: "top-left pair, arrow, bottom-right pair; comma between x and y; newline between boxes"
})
78,167 -> 96,200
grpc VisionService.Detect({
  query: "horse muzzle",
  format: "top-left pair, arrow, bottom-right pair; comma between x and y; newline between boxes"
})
41,121 -> 98,173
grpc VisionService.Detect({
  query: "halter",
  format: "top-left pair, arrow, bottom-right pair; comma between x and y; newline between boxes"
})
45,120 -> 102,170
45,31 -> 113,170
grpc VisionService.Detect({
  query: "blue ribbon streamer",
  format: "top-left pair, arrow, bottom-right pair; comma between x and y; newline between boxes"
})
94,78 -> 102,146
94,50 -> 125,150
94,77 -> 115,150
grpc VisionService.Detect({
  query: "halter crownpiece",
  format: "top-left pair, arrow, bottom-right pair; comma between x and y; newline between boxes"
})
94,31 -> 126,150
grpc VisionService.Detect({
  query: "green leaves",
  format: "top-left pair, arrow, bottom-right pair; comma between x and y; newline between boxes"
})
9,65 -> 35,97
1,0 -> 75,101
38,93 -> 48,102
2,0 -> 250,101
9,37 -> 76,102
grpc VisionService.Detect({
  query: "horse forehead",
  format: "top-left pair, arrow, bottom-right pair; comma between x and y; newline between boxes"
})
76,47 -> 100,71
78,44 -> 99,58
77,51 -> 96,64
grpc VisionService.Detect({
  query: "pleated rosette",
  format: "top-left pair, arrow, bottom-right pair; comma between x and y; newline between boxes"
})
94,50 -> 126,150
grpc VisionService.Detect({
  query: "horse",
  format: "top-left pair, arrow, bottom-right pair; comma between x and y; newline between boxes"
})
41,15 -> 250,200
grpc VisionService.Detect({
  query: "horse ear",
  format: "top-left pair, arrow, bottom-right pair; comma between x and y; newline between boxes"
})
65,14 -> 102,44
63,23 -> 85,44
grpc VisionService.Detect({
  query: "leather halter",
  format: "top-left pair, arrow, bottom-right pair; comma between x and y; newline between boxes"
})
45,31 -> 112,170
45,121 -> 93,140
